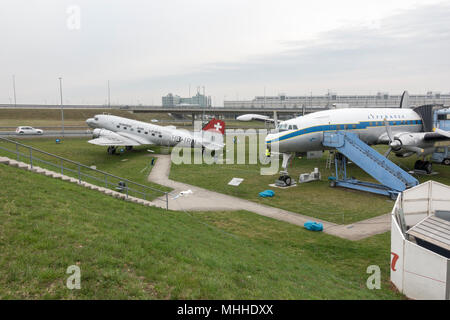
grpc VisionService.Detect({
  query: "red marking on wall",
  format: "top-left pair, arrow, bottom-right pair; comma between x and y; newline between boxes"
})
391,252 -> 399,271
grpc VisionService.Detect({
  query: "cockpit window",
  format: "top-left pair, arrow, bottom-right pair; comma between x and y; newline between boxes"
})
278,123 -> 298,131
94,117 -> 98,121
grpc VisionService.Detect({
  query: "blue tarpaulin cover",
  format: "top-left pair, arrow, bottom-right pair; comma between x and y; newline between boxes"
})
259,190 -> 275,197
304,221 -> 323,232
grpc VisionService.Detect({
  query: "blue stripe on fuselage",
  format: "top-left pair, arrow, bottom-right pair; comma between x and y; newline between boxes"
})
266,120 -> 423,143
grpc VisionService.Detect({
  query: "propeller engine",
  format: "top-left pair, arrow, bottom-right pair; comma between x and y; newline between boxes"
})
383,119 -> 425,157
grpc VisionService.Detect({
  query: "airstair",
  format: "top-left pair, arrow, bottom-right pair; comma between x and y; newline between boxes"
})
323,131 -> 419,199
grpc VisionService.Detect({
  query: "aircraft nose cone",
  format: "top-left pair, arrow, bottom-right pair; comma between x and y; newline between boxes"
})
86,118 -> 95,128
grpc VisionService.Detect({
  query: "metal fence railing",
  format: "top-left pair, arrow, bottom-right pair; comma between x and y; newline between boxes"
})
0,137 -> 169,209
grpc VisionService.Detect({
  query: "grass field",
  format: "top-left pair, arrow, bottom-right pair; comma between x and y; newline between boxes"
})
170,140 -> 450,224
0,108 -> 267,130
0,137 -> 171,200
2,136 -> 449,224
0,108 -> 178,129
0,164 -> 404,299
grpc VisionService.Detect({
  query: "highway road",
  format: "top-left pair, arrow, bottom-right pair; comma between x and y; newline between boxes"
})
0,130 -> 92,138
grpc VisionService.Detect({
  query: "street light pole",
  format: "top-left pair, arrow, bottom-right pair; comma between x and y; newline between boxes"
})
59,77 -> 64,137
202,86 -> 205,125
107,80 -> 111,109
12,75 -> 17,107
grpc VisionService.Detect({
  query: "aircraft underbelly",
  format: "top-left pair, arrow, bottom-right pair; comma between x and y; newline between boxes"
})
281,132 -> 322,153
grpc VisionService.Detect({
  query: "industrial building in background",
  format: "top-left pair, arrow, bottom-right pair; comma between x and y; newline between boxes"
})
162,92 -> 211,108
224,91 -> 450,109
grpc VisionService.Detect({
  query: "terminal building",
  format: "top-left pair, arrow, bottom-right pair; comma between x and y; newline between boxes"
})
162,92 -> 211,108
224,92 -> 450,109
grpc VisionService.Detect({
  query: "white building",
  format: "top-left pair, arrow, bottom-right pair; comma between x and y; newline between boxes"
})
224,92 -> 450,109
162,92 -> 211,108
391,180 -> 450,300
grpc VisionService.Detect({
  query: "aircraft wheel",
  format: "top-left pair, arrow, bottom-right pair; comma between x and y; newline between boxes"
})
443,158 -> 450,166
414,160 -> 424,170
107,146 -> 116,155
424,161 -> 432,174
284,176 -> 292,186
279,175 -> 291,186
329,180 -> 336,187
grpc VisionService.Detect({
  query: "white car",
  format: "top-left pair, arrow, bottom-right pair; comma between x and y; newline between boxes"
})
16,126 -> 44,135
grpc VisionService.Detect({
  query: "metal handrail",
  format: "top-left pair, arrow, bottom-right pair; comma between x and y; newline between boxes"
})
0,136 -> 169,209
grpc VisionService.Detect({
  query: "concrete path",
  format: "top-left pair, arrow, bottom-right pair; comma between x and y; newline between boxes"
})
148,155 -> 391,241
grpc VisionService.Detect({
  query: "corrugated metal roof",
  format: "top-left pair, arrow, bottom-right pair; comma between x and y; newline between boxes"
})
407,214 -> 450,251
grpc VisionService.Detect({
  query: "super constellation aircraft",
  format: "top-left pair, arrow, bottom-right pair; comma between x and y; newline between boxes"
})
264,92 -> 450,174
86,114 -> 225,154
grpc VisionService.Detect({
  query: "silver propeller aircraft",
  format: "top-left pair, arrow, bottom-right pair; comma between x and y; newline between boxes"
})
263,92 -> 450,174
86,114 -> 225,154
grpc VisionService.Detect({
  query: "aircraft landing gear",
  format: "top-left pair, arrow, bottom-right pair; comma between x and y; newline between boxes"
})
107,146 -> 117,155
414,160 -> 432,174
274,153 -> 294,187
278,173 -> 292,186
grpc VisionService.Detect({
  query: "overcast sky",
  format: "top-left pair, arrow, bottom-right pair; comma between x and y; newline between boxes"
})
1,0 -> 449,105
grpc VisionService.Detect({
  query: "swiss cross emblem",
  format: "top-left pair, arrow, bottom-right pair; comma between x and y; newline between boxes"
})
214,122 -> 222,131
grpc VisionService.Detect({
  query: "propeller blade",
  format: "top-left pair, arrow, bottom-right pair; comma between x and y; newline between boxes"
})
383,147 -> 392,158
383,118 -> 394,142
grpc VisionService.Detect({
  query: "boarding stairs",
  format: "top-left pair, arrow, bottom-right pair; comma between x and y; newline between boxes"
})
323,131 -> 419,199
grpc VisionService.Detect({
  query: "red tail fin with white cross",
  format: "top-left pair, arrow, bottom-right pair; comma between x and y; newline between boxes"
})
202,118 -> 225,135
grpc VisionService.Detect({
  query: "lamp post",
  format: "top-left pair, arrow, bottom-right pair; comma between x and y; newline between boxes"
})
107,80 -> 111,109
12,75 -> 17,107
59,77 -> 64,137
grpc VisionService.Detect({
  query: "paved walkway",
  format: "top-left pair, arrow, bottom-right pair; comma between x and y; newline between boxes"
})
148,155 -> 391,241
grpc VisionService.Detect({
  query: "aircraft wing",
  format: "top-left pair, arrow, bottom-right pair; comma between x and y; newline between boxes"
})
424,128 -> 450,141
236,114 -> 274,123
88,131 -> 149,146
204,141 -> 225,151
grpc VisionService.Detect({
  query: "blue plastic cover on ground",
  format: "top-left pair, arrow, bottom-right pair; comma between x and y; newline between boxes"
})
304,221 -> 323,232
259,190 -> 275,197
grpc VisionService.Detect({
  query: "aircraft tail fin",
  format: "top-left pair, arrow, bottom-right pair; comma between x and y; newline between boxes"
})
400,91 -> 409,108
202,118 -> 225,135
